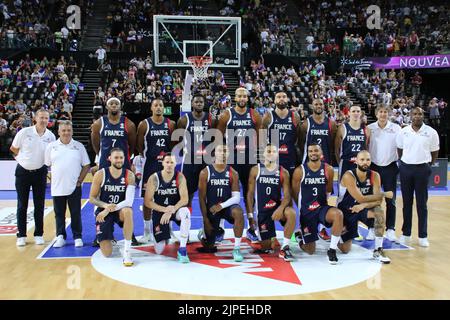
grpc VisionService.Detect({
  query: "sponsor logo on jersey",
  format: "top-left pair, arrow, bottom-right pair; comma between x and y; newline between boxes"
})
264,200 -> 277,209
279,145 -> 288,154
307,201 -> 320,211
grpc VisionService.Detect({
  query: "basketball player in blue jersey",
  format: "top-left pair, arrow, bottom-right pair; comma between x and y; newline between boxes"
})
263,91 -> 301,178
247,144 -> 297,261
300,98 -> 337,166
89,148 -> 136,266
335,105 -> 370,183
177,94 -> 212,206
91,97 -> 136,170
292,144 -> 343,264
336,150 -> 392,264
90,97 -> 138,247
197,144 -> 245,262
137,99 -> 176,243
217,88 -> 262,243
299,98 -> 337,241
144,153 -> 191,263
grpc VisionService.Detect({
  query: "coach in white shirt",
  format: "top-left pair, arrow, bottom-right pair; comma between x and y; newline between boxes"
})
45,121 -> 90,248
10,109 -> 56,246
368,105 -> 401,242
396,107 -> 439,247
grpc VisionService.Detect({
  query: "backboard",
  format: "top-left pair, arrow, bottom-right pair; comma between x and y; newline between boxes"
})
153,15 -> 241,68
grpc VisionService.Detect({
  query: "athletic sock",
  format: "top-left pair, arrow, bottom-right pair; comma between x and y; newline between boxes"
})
180,236 -> 188,248
375,237 -> 383,250
330,235 -> 340,250
124,239 -> 131,252
282,237 -> 290,248
219,219 -> 225,229
144,220 -> 151,233
234,237 -> 241,249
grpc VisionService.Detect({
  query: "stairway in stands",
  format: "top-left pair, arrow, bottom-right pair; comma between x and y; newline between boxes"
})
80,0 -> 109,51
72,71 -> 101,146
222,71 -> 240,101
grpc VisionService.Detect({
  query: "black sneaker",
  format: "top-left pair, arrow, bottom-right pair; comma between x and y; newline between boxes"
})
279,245 -> 295,262
131,233 -> 139,247
253,248 -> 273,254
215,227 -> 225,243
327,248 -> 338,265
196,246 -> 218,253
294,230 -> 304,247
92,238 -> 99,247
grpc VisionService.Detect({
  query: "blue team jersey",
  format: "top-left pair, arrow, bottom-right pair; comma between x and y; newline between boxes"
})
226,107 -> 257,164
303,116 -> 332,164
298,162 -> 329,213
99,167 -> 129,205
152,170 -> 181,215
337,168 -> 375,210
267,110 -> 298,170
206,165 -> 233,210
99,116 -> 130,169
340,122 -> 367,162
182,112 -> 211,166
255,163 -> 283,213
144,117 -> 172,162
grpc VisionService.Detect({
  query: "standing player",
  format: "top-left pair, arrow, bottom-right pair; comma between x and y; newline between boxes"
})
177,94 -> 212,205
264,91 -> 301,177
300,98 -> 337,166
247,144 -> 297,261
300,98 -> 337,241
89,148 -> 135,266
137,99 -> 175,243
217,88 -> 262,242
90,97 -> 138,246
335,105 -> 370,183
292,144 -> 344,264
197,144 -> 245,262
91,97 -> 136,170
336,150 -> 392,263
144,153 -> 191,263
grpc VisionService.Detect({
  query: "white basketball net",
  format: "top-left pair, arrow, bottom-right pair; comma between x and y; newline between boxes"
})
188,56 -> 212,80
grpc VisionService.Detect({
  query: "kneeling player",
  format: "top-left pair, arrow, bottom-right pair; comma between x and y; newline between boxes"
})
198,144 -> 245,262
336,150 -> 392,264
144,153 -> 191,263
247,144 -> 296,261
292,144 -> 344,264
89,148 -> 135,266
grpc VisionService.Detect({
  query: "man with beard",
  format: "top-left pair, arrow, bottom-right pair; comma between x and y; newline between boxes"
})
177,94 -> 212,206
300,97 -> 337,241
263,91 -> 301,177
89,148 -> 136,266
396,107 -> 439,247
217,88 -> 262,243
90,97 -> 138,246
292,144 -> 343,264
247,144 -> 297,261
300,98 -> 337,166
336,150 -> 392,263
91,97 -> 136,170
137,98 -> 176,243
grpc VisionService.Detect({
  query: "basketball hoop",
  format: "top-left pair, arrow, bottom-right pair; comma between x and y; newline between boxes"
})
187,56 -> 212,80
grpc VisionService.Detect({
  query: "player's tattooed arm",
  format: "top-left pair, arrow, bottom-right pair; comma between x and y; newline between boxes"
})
136,120 -> 147,156
126,118 -> 137,157
291,166 -> 303,207
177,114 -> 188,130
173,173 -> 189,212
89,169 -> 115,212
217,109 -> 230,138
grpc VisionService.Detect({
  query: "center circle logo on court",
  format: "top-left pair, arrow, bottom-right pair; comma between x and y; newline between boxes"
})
91,230 -> 382,297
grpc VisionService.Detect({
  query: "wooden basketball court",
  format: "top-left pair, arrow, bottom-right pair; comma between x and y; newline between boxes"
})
1,172 -> 449,300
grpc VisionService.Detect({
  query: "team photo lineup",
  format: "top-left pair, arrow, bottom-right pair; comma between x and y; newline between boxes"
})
1,0 -> 449,301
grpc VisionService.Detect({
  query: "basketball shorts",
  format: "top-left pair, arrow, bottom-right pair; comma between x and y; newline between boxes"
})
95,209 -> 122,242
299,205 -> 333,244
182,163 -> 205,195
152,211 -> 181,243
203,205 -> 237,245
339,207 -> 371,243
141,159 -> 163,197
255,209 -> 287,241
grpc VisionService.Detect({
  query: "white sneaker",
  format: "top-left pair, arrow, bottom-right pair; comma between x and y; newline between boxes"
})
373,248 -> 391,264
140,232 -> 152,244
365,228 -> 375,240
34,236 -> 45,245
418,238 -> 430,247
74,238 -> 84,247
385,229 -> 398,242
123,250 -> 134,267
53,235 -> 65,248
398,235 -> 412,245
16,237 -> 26,247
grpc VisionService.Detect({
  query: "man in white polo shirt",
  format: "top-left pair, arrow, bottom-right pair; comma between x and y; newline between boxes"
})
45,121 -> 91,248
396,107 -> 439,247
10,109 -> 56,246
368,105 -> 401,242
